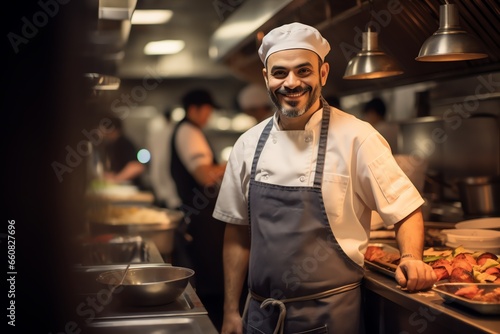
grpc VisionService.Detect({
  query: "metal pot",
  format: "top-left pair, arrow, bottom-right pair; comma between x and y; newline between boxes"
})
88,207 -> 184,256
458,176 -> 500,218
96,265 -> 194,306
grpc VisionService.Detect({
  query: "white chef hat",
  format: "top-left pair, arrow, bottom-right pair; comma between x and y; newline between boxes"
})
237,84 -> 271,110
258,22 -> 331,65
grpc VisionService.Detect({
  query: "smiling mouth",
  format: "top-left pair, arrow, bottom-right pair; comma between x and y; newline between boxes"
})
282,90 -> 307,99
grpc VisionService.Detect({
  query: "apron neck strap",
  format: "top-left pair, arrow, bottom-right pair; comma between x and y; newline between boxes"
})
250,118 -> 274,178
313,97 -> 330,187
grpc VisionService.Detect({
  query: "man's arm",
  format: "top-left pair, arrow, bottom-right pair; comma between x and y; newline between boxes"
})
221,224 -> 250,334
193,163 -> 227,186
104,161 -> 145,183
394,208 -> 437,291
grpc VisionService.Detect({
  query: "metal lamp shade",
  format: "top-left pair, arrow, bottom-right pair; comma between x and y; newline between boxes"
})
343,31 -> 403,80
416,4 -> 488,62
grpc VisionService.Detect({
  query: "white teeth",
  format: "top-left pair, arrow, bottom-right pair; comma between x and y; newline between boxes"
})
286,92 -> 304,98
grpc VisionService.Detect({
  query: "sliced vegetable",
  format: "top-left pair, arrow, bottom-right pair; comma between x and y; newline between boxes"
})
423,255 -> 446,263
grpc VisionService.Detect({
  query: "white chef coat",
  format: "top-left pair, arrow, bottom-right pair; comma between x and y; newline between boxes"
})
213,107 -> 424,266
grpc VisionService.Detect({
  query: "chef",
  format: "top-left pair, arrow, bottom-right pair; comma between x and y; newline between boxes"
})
213,22 -> 437,334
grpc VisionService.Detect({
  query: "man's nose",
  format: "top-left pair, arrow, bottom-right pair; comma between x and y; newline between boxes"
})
284,72 -> 300,89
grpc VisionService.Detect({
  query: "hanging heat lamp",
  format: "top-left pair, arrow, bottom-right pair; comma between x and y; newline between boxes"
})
416,2 -> 488,62
343,28 -> 403,80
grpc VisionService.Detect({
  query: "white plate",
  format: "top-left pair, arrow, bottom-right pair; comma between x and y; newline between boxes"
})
455,218 -> 500,231
445,241 -> 500,254
441,229 -> 500,245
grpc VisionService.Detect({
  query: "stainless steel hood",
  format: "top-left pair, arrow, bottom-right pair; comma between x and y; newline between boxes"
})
209,0 -> 500,95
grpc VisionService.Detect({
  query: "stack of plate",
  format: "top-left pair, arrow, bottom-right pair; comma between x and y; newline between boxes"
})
454,217 -> 500,231
441,227 -> 500,253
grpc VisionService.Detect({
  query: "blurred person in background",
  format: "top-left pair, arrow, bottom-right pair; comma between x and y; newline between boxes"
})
362,97 -> 399,153
170,88 -> 227,331
237,84 -> 274,123
99,116 -> 145,188
146,108 -> 181,209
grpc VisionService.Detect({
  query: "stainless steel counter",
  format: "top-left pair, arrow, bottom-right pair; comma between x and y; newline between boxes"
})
86,315 -> 217,333
74,239 -> 218,334
363,269 -> 500,334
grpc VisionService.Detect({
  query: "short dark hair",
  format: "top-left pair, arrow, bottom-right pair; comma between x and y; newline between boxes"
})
364,97 -> 386,118
181,89 -> 218,111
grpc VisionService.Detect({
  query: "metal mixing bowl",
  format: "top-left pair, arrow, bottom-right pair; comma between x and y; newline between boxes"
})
96,265 -> 194,306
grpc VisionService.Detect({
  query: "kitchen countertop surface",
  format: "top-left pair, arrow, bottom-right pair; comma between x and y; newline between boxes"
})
363,269 -> 500,333
74,239 -> 218,334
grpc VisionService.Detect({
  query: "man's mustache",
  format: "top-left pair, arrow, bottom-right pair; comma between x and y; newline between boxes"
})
275,86 -> 312,95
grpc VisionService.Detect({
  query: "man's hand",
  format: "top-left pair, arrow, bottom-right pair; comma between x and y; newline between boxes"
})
395,259 -> 437,292
221,311 -> 243,334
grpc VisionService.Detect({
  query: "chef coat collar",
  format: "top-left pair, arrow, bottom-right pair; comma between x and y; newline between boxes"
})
273,108 -> 324,131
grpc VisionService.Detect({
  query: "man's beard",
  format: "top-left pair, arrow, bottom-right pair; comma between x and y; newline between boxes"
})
269,84 -> 321,118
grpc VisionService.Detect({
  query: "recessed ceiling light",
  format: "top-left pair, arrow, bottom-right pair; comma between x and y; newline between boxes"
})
131,10 -> 173,25
144,40 -> 185,55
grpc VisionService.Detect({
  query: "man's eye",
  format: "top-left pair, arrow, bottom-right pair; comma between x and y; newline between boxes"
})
298,68 -> 312,75
272,71 -> 287,78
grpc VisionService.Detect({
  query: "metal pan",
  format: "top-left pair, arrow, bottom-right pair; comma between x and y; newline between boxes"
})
433,283 -> 500,315
364,243 -> 400,278
96,265 -> 195,307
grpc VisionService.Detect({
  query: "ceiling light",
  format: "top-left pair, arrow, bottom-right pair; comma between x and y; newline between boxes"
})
416,3 -> 488,62
131,10 -> 173,25
144,40 -> 185,55
343,30 -> 403,80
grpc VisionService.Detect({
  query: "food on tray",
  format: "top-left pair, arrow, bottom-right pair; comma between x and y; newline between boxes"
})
365,245 -> 399,264
449,267 -> 474,283
426,247 -> 500,283
454,285 -> 500,303
364,245 -> 500,283
87,205 -> 171,225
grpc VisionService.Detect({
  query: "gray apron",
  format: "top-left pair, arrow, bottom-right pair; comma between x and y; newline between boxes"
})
245,100 -> 365,334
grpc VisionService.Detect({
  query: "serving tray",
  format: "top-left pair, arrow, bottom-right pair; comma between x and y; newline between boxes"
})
433,283 -> 500,315
364,243 -> 399,278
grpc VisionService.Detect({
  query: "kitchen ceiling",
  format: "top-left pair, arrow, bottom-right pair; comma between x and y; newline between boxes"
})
113,0 -> 244,79
95,0 -> 500,95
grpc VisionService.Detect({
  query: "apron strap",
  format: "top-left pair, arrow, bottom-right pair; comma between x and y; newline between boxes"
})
313,97 -> 331,188
248,118 -> 274,228
249,281 -> 361,334
250,118 -> 274,178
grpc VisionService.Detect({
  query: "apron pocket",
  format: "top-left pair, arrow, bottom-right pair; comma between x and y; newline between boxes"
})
292,325 -> 328,334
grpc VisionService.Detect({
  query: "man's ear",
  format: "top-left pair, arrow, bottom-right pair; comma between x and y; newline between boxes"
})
320,62 -> 330,87
262,67 -> 268,86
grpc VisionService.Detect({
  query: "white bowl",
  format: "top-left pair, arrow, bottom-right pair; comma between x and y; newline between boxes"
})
441,229 -> 500,249
455,218 -> 500,231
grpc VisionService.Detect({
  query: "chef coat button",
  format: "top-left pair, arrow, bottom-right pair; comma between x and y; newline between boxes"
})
305,136 -> 312,143
299,176 -> 305,182
263,175 -> 269,180
273,138 -> 277,144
